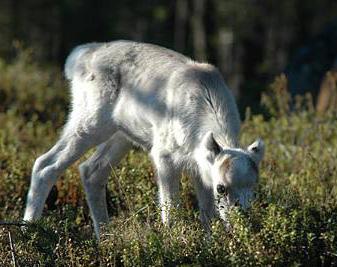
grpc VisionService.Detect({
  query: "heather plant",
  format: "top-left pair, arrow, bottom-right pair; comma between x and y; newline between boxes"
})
0,51 -> 337,266
0,44 -> 68,125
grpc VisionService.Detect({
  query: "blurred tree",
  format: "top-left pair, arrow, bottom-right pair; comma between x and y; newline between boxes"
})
0,0 -> 337,108
191,0 -> 207,61
0,0 -> 19,59
174,0 -> 188,53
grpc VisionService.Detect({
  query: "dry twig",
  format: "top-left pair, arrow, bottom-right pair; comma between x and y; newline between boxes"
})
0,221 -> 26,227
8,231 -> 18,267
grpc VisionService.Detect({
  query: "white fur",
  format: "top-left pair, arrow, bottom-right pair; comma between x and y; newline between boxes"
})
23,41 -> 264,238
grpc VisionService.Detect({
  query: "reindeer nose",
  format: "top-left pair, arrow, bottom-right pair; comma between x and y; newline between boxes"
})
217,184 -> 226,194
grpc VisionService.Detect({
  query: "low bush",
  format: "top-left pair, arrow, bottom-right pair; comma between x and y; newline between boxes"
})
0,52 -> 336,266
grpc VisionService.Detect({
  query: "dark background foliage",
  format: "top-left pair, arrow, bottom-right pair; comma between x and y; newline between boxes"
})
0,1 -> 337,266
1,0 -> 337,108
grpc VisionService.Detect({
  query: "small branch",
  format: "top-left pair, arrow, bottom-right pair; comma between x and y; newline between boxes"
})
123,205 -> 149,225
0,221 -> 27,227
8,231 -> 18,267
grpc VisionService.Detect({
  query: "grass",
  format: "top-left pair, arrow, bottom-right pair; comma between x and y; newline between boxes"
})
0,50 -> 337,266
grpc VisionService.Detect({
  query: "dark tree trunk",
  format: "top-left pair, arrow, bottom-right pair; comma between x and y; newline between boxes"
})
174,0 -> 188,53
191,0 -> 207,61
10,0 -> 19,42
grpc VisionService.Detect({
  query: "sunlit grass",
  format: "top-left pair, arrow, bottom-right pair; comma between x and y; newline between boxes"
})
0,52 -> 336,266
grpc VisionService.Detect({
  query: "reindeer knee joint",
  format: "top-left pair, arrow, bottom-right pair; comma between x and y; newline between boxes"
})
79,161 -> 104,186
79,162 -> 90,182
33,156 -> 48,173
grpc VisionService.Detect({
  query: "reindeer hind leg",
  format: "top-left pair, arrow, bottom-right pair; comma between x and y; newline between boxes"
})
79,132 -> 132,238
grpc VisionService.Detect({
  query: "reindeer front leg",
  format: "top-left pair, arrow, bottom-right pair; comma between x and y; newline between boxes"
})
151,149 -> 181,225
192,175 -> 215,231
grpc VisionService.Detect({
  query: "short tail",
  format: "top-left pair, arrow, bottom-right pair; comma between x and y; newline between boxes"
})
64,43 -> 102,81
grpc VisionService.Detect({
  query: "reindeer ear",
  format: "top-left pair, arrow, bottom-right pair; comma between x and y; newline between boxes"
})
247,139 -> 265,164
202,132 -> 221,162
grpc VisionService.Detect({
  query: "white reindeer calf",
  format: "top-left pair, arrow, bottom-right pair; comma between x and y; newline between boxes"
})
24,41 -> 264,238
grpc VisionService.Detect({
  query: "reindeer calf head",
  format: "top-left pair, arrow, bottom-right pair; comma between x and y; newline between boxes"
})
199,132 -> 264,221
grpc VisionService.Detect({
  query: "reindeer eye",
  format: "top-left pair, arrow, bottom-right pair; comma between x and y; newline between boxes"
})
217,184 -> 228,195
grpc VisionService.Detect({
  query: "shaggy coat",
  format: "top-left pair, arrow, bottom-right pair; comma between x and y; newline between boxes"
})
24,41 -> 264,238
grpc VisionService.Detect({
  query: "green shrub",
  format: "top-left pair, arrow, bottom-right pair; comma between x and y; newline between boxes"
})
0,46 -> 68,126
0,53 -> 336,266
